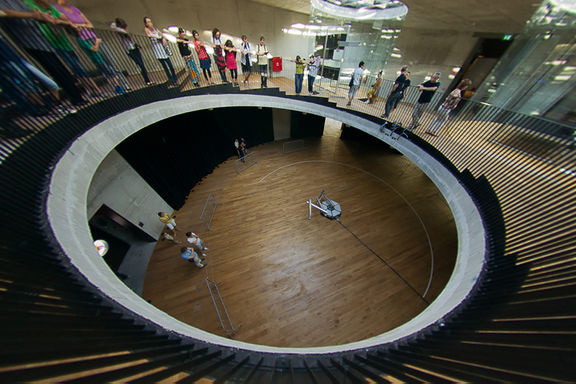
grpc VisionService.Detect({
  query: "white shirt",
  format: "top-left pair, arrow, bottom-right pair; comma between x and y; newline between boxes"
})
352,67 -> 364,86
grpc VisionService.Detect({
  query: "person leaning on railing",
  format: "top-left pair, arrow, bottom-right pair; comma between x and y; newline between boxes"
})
366,70 -> 383,105
144,16 -> 177,87
176,27 -> 200,87
0,30 -> 76,116
24,0 -> 103,97
425,78 -> 472,136
0,0 -> 85,106
382,67 -> 410,117
408,72 -> 441,130
110,18 -> 153,86
54,0 -> 131,92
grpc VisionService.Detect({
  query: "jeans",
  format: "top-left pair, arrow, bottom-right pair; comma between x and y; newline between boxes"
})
348,84 -> 359,100
411,102 -> 428,127
295,73 -> 303,93
428,106 -> 451,133
308,75 -> 315,93
127,48 -> 150,84
86,39 -> 130,89
159,58 -> 177,84
384,92 -> 403,117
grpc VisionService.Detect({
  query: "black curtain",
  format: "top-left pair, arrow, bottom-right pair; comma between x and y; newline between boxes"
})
116,107 -> 274,209
290,111 -> 325,139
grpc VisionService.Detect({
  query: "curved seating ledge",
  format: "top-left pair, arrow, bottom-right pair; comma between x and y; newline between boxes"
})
47,94 -> 486,354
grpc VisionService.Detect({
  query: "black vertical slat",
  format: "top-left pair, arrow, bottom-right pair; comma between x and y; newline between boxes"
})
329,359 -> 366,384
213,356 -> 250,384
342,357 -> 391,383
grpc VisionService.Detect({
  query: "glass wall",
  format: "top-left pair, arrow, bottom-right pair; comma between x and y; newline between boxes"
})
307,0 -> 407,96
473,0 -> 576,125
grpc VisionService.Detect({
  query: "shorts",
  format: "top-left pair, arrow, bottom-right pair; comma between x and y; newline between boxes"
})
241,61 -> 251,73
166,220 -> 176,230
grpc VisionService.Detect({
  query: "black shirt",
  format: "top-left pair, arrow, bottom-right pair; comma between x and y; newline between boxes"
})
392,74 -> 410,95
178,39 -> 192,57
418,80 -> 440,103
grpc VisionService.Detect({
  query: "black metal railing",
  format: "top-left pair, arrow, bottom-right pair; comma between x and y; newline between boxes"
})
1,20 -> 575,382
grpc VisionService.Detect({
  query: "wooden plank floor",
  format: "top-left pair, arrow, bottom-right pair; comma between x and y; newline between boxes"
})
143,120 -> 458,348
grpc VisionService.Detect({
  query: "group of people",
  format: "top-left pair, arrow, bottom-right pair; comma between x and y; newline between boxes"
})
158,212 -> 209,269
288,55 -> 322,95
173,28 -> 272,89
234,137 -> 248,162
384,68 -> 472,134
0,0 -> 134,116
347,60 -> 472,135
0,0 -> 277,118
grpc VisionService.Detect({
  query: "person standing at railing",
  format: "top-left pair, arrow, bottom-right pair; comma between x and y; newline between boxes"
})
176,28 -> 200,87
23,0 -> 104,98
192,30 -> 213,85
240,35 -> 251,86
346,61 -> 366,106
287,55 -> 304,94
74,33 -> 128,94
256,36 -> 269,88
307,54 -> 321,95
211,28 -> 228,83
366,70 -> 383,104
0,30 -> 77,115
144,16 -> 177,87
382,69 -> 410,116
110,18 -> 153,86
224,39 -> 238,87
158,211 -> 178,231
408,72 -> 441,130
426,78 -> 472,136
54,0 -> 131,93
0,0 -> 86,106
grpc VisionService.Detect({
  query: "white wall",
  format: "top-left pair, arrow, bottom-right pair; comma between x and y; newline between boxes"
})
87,149 -> 172,239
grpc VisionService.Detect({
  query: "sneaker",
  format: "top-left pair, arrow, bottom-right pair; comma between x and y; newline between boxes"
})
114,85 -> 126,94
146,81 -> 155,86
346,101 -> 351,106
202,253 -> 207,257
52,106 -> 77,116
198,264 -> 206,269
313,91 -> 320,95
203,247 -> 209,251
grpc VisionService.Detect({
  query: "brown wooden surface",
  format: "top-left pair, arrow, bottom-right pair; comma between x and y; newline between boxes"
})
143,121 -> 457,348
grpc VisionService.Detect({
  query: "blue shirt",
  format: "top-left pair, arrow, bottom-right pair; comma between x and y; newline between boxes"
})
180,248 -> 194,260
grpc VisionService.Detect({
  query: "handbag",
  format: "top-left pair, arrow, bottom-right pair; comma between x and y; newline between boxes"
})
164,44 -> 173,56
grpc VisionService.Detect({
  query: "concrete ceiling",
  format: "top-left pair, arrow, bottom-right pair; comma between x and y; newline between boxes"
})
250,0 -> 541,33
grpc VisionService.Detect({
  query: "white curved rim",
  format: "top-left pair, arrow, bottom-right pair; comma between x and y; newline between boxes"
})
47,94 -> 486,354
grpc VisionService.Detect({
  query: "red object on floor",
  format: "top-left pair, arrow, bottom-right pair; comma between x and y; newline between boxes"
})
272,57 -> 282,72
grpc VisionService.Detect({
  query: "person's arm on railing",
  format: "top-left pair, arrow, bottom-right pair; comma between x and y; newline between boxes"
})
1,7 -> 50,23
419,84 -> 438,91
91,37 -> 101,52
